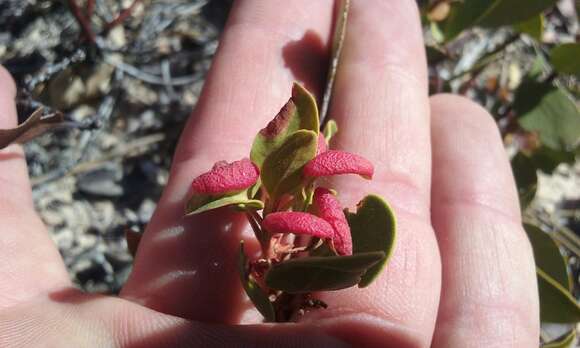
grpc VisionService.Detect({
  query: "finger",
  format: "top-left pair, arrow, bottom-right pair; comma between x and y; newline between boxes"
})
0,66 -> 70,309
429,95 -> 539,347
1,288 -> 348,347
121,0 -> 334,323
301,1 -> 441,347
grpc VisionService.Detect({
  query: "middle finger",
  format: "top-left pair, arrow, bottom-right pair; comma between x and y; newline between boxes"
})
302,1 -> 441,347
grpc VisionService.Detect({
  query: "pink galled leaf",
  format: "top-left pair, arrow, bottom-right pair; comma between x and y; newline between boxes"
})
316,133 -> 327,154
191,158 -> 259,195
259,100 -> 296,139
303,150 -> 374,179
263,212 -> 334,239
313,187 -> 352,255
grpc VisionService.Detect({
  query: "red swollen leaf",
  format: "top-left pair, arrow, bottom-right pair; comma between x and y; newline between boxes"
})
313,187 -> 352,255
191,158 -> 259,195
303,150 -> 374,179
263,212 -> 334,239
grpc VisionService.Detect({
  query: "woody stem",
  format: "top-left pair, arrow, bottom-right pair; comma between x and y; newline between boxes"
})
245,211 -> 270,258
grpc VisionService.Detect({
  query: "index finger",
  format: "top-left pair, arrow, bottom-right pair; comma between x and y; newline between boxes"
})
121,0 -> 334,323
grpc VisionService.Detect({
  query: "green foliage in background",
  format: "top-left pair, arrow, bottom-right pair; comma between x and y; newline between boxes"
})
422,0 -> 579,346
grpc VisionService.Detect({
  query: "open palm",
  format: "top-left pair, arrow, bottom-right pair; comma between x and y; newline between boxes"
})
0,1 -> 539,347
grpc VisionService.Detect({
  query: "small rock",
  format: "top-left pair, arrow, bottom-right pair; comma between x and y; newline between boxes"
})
138,198 -> 157,223
107,26 -> 127,49
90,201 -> 116,233
77,164 -> 124,197
70,105 -> 95,123
60,203 -> 91,231
51,228 -> 74,250
140,110 -> 159,129
76,233 -> 98,250
124,208 -> 139,224
41,209 -> 64,227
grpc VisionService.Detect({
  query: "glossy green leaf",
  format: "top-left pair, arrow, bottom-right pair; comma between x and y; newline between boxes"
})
238,242 -> 276,322
322,119 -> 338,145
346,195 -> 396,287
514,80 -> 580,151
531,146 -> 576,174
426,45 -> 449,65
537,268 -> 580,323
236,180 -> 263,210
550,43 -> 580,76
528,54 -> 549,80
294,185 -> 315,212
525,223 -> 570,290
430,21 -> 445,43
250,181 -> 261,199
251,83 -> 319,168
511,152 -> 538,210
185,189 -> 264,216
309,243 -> 335,257
261,130 -> 318,200
478,0 -> 557,27
514,14 -> 543,41
441,1 -> 488,41
265,251 -> 385,293
441,0 -> 556,41
543,330 -> 577,348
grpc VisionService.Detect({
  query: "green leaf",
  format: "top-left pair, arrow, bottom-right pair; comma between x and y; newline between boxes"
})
530,146 -> 576,174
441,0 -> 557,41
529,55 -> 548,80
238,242 -> 276,322
524,223 -> 570,290
346,195 -> 397,288
430,21 -> 445,44
537,268 -> 580,323
322,119 -> 338,145
265,251 -> 385,293
511,152 -> 538,210
293,185 -> 315,212
550,43 -> 580,76
185,189 -> 264,215
261,130 -> 318,200
543,330 -> 577,348
514,80 -> 580,151
309,243 -> 335,257
514,14 -> 543,41
248,181 -> 261,200
441,1 -> 489,41
426,45 -> 449,65
235,180 -> 264,210
250,83 -> 319,168
478,0 -> 557,28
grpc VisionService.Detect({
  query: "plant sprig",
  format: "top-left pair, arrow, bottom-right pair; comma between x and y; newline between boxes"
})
185,83 -> 396,322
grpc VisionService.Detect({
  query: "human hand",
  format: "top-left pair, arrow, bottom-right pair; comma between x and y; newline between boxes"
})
0,1 -> 539,347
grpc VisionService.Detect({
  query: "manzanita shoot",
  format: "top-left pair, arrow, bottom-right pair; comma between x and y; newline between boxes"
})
186,83 -> 396,322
